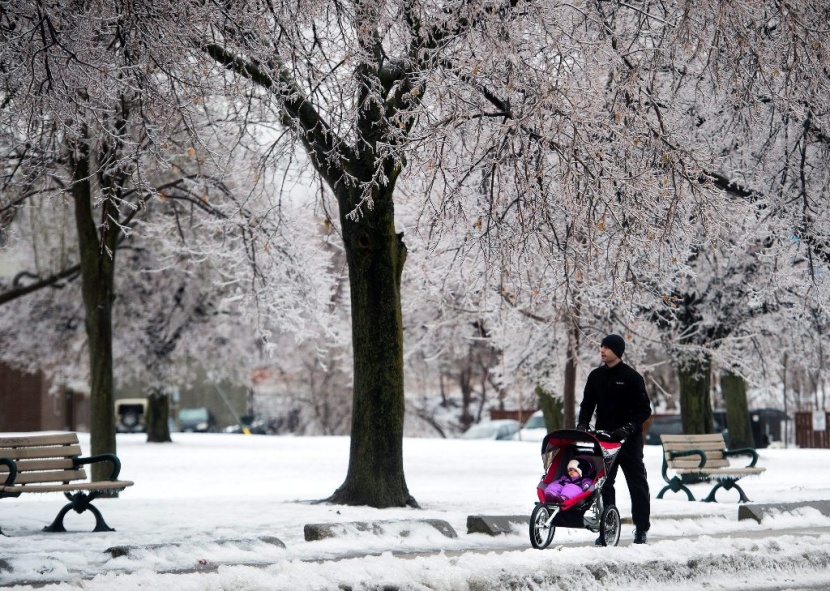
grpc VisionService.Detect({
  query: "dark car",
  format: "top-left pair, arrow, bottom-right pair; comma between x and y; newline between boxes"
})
644,414 -> 683,445
645,413 -> 729,445
178,407 -> 216,433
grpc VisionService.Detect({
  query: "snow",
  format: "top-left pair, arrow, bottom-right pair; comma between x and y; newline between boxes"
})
2,433 -> 830,590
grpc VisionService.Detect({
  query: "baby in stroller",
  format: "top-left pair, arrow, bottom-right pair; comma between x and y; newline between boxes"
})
536,452 -> 598,507
541,459 -> 593,504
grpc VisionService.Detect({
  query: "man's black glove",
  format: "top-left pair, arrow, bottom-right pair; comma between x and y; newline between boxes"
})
576,422 -> 589,432
610,423 -> 635,442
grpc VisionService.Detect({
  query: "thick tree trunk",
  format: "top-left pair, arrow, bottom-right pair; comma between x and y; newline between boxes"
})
677,355 -> 715,435
536,385 -> 564,431
145,391 -> 172,443
721,370 -> 753,448
328,184 -> 414,508
70,141 -> 118,483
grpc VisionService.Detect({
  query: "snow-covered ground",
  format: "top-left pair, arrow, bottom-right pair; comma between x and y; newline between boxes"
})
2,432 -> 830,590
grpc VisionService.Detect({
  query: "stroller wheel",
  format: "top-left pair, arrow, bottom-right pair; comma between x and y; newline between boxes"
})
529,504 -> 556,549
598,504 -> 621,547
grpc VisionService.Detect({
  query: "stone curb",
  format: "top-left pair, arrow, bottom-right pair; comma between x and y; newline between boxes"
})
104,536 -> 285,558
303,519 -> 457,542
466,515 -> 527,536
467,512 -> 739,536
737,500 -> 830,523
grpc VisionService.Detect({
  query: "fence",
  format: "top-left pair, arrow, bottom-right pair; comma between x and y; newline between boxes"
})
795,412 -> 830,449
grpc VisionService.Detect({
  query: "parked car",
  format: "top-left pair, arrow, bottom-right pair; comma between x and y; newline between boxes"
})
645,413 -> 729,445
514,410 -> 549,441
644,414 -> 683,445
115,398 -> 147,433
223,414 -> 274,435
178,407 -> 216,433
460,419 -> 520,440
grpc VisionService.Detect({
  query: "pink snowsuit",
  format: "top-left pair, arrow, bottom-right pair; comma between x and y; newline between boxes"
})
543,473 -> 592,502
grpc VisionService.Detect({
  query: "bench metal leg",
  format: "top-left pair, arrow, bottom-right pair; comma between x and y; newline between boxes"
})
657,477 -> 696,501
42,492 -> 116,533
702,480 -> 751,503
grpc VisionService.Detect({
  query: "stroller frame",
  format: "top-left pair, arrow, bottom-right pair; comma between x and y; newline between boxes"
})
529,429 -> 624,549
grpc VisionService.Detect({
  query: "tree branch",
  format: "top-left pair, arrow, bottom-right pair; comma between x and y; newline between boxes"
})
0,263 -> 81,305
203,42 -> 350,189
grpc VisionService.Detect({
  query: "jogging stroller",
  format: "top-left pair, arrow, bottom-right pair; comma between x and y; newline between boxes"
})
529,429 -> 624,549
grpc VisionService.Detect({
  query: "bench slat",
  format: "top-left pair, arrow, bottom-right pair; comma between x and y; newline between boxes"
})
660,433 -> 725,444
670,458 -> 729,469
0,434 -> 80,447
12,469 -> 87,485
663,442 -> 728,452
0,445 -> 82,460
663,450 -> 729,466
0,458 -> 75,473
0,445 -> 81,460
0,480 -> 134,494
675,467 -> 765,476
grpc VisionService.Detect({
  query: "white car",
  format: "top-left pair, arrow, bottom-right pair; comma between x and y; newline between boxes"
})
460,419 -> 521,440
514,410 -> 549,441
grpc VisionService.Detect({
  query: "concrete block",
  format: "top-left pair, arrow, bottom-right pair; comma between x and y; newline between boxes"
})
104,536 -> 284,558
738,500 -> 830,523
466,515 -> 528,536
303,519 -> 457,542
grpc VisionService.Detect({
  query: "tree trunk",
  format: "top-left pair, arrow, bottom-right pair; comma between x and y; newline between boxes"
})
677,355 -> 714,435
536,385 -> 563,431
459,362 -> 474,429
206,34 -> 415,508
721,370 -> 753,448
145,391 -> 172,443
328,184 -> 414,508
562,322 -> 579,428
70,139 -> 118,483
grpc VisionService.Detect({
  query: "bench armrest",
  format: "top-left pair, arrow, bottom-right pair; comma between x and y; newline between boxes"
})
73,454 -> 122,480
0,457 -> 17,486
668,449 -> 707,468
723,447 -> 760,467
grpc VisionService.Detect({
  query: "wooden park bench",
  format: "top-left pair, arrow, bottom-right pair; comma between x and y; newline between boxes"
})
657,433 -> 765,503
0,433 -> 133,534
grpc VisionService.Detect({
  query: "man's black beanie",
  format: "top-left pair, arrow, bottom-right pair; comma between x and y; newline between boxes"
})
601,334 -> 626,359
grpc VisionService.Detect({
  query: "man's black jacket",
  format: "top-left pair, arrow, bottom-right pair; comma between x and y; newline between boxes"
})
577,361 -> 652,442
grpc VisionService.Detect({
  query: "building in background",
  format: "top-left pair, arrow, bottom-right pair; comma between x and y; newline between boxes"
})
0,363 -> 89,432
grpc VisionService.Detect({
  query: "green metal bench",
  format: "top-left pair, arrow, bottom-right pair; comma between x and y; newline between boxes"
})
0,433 -> 133,535
657,433 -> 765,503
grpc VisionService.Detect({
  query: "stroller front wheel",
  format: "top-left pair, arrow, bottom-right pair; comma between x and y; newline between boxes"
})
529,503 -> 556,549
598,504 -> 621,547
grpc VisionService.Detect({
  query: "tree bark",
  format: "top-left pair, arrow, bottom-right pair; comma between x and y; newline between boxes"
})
70,138 -> 118,483
536,385 -> 564,432
327,183 -> 414,508
563,322 -> 580,428
677,355 -> 715,435
145,391 -> 172,443
721,370 -> 753,448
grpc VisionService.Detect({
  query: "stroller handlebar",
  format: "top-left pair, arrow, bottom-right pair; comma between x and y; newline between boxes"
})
593,430 -> 625,444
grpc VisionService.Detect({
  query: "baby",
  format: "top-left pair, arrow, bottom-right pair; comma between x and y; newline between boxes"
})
543,459 -> 592,503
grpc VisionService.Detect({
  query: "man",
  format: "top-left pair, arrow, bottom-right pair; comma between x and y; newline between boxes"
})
577,333 -> 652,544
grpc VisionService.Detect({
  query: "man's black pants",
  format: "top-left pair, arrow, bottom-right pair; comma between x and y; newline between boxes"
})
601,440 -> 651,532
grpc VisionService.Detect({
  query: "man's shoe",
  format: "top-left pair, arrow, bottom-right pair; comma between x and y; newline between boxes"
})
594,536 -> 603,546
633,529 -> 648,544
